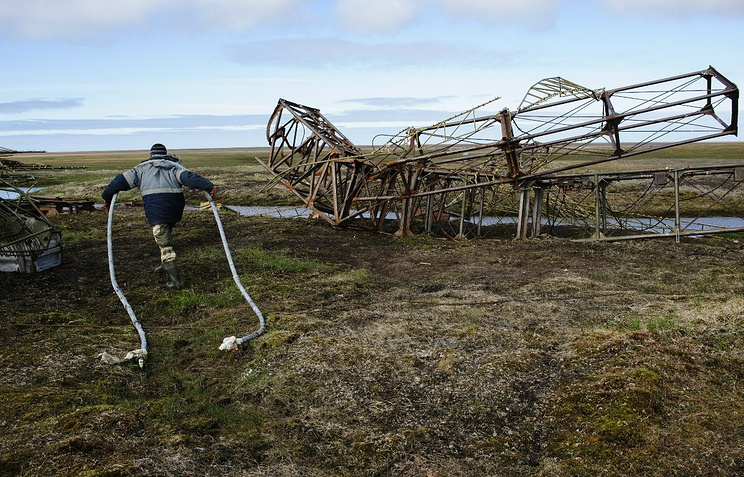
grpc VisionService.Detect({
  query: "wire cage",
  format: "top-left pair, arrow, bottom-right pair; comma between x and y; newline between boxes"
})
0,179 -> 62,273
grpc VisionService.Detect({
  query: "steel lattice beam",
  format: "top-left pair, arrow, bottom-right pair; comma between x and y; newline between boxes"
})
260,67 -> 740,240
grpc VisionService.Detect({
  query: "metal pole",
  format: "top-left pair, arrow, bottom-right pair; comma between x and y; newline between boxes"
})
477,184 -> 485,237
457,190 -> 467,239
594,173 -> 601,239
516,188 -> 528,240
674,170 -> 681,243
531,187 -> 543,237
426,194 -> 433,234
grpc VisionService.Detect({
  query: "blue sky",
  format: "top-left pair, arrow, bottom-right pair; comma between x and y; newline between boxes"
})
1,0 -> 742,152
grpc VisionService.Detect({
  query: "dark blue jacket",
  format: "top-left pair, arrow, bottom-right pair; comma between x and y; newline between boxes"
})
102,154 -> 214,225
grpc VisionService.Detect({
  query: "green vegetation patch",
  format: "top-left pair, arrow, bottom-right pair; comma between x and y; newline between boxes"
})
545,329 -> 744,475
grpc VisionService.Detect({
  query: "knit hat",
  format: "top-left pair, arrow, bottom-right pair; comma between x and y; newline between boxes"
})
150,143 -> 167,156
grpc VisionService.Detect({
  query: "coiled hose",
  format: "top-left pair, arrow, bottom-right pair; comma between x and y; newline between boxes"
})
203,191 -> 265,351
106,193 -> 148,368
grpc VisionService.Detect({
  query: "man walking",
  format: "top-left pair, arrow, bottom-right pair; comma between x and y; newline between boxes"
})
102,143 -> 216,289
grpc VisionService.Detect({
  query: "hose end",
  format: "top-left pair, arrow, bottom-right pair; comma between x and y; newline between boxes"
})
219,335 -> 239,353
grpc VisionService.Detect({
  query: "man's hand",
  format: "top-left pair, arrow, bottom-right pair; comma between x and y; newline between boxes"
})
209,186 -> 217,198
103,201 -> 110,211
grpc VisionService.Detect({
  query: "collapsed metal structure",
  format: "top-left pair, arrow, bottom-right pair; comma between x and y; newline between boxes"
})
0,177 -> 61,272
260,66 -> 740,241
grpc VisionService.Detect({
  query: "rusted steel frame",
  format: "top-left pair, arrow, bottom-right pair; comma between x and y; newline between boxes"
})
513,89 -> 600,141
515,89 -> 734,151
395,174 -> 491,235
418,176 -> 469,221
544,164 -> 744,241
300,157 -> 383,226
277,146 -> 325,187
266,106 -> 292,168
306,158 -> 330,211
401,67 -> 736,179
383,135 -> 503,168
398,114 -> 503,139
516,102 -> 736,181
265,99 -> 362,178
379,98 -> 503,155
390,162 -> 420,236
539,165 -> 742,198
359,133 -> 741,204
0,179 -> 56,254
262,67 -> 738,239
372,170 -> 400,232
337,160 -> 376,223
264,99 -> 374,225
673,169 -> 740,237
265,138 -> 315,185
519,77 -> 598,111
599,89 -> 623,156
270,149 -> 331,204
605,65 -> 736,110
497,108 -> 521,178
350,169 -> 512,203
388,159 -> 508,208
380,106 -> 505,167
255,155 -> 316,208
266,106 -> 324,175
380,81 -> 734,174
330,159 -> 360,220
323,159 -> 372,223
506,69 -> 738,175
308,146 -> 331,207
269,123 -> 327,173
544,163 -> 744,184
517,66 -> 734,115
525,131 -> 738,182
337,167 -> 393,229
275,99 -> 361,155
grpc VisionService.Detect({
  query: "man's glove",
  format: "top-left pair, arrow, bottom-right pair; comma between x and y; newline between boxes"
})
209,186 -> 217,198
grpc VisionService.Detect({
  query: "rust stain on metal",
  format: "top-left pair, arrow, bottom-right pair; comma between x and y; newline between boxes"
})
261,67 -> 739,241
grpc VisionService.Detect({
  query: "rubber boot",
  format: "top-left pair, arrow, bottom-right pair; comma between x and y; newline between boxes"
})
162,261 -> 183,289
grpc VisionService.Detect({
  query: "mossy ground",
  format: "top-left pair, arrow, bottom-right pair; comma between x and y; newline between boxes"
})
1,147 -> 744,475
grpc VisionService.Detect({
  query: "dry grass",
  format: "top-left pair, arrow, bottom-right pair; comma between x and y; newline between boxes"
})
1,147 -> 744,475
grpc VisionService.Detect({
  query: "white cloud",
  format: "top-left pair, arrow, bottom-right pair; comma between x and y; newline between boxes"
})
437,0 -> 559,28
229,38 -> 505,68
605,0 -> 744,16
334,0 -> 423,33
189,0 -> 309,32
0,0 -> 172,39
0,0 -> 307,40
1,0 -> 742,41
0,98 -> 84,114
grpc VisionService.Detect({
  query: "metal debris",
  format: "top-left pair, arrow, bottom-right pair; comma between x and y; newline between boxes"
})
0,178 -> 62,273
261,66 -> 740,241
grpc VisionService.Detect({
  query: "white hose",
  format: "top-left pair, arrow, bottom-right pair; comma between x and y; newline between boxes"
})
106,193 -> 147,368
204,192 -> 266,351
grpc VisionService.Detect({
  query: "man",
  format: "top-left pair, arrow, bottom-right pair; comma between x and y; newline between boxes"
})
102,143 -> 216,289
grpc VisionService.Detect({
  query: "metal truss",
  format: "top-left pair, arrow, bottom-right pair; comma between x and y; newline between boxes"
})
260,66 -> 740,241
0,178 -> 61,272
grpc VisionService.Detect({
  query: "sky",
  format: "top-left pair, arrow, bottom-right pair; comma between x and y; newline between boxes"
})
0,0 -> 743,153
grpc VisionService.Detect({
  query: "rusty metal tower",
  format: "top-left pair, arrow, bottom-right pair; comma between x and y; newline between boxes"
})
260,66 -> 740,241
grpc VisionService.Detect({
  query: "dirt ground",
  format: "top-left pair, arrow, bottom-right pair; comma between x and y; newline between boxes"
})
1,204 -> 744,476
